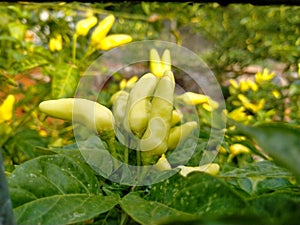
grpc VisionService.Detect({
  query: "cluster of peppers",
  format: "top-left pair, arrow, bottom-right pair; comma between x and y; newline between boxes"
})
39,48 -> 220,176
49,14 -> 132,53
111,49 -> 198,166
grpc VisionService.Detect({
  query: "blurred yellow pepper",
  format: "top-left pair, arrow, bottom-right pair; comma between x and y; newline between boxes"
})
238,94 -> 265,113
97,34 -> 132,51
272,90 -> 281,99
119,76 -> 138,90
0,95 -> 15,123
49,34 -> 62,52
91,14 -> 115,45
150,48 -> 171,78
177,92 -> 209,105
75,16 -> 98,36
228,143 -> 251,163
239,80 -> 249,92
229,143 -> 251,156
255,68 -> 275,84
227,106 -> 253,123
246,79 -> 258,92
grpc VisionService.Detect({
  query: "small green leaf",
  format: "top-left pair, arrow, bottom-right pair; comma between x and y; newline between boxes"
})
51,63 -> 80,98
14,194 -> 119,225
120,192 -> 193,225
8,22 -> 26,41
220,161 -> 296,195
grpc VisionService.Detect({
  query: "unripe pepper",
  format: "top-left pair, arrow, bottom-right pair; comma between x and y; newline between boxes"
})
91,14 -> 115,45
167,121 -> 198,150
171,109 -> 182,127
97,34 -> 132,51
112,90 -> 129,127
153,154 -> 171,171
39,98 -> 114,139
123,73 -> 158,137
140,71 -> 175,164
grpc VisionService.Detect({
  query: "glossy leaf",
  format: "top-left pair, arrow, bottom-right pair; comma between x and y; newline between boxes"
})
51,63 -> 80,98
9,154 -> 99,208
8,154 -> 119,225
148,173 -> 247,217
120,192 -> 192,225
14,194 -> 119,225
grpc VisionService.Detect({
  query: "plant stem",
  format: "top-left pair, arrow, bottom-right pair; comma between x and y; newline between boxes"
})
120,212 -> 128,225
105,134 -> 118,169
72,34 -> 78,65
124,146 -> 128,165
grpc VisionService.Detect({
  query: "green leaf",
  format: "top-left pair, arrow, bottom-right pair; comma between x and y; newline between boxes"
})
120,192 -> 193,225
8,22 -> 26,41
14,194 -> 119,225
51,63 -> 80,98
220,161 -> 296,195
248,191 -> 300,225
9,154 -> 99,208
230,120 -> 300,181
8,154 -> 119,225
148,173 -> 247,217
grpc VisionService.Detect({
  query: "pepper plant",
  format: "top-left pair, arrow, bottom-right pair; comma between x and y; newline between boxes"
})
1,2 -> 300,225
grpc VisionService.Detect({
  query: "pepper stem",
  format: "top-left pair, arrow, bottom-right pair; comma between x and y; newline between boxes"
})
72,33 -> 78,64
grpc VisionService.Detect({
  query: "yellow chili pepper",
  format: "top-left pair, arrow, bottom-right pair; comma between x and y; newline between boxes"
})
0,94 -> 15,123
171,109 -> 182,127
177,92 -> 209,105
177,163 -> 220,177
167,121 -> 198,150
229,143 -> 251,156
97,34 -> 132,51
255,68 -> 275,84
119,76 -> 138,90
91,14 -> 115,45
49,34 -> 62,52
140,71 -> 175,164
112,91 -> 129,125
124,73 -> 158,137
39,98 -> 114,138
150,48 -> 172,78
75,16 -> 98,36
153,154 -> 172,171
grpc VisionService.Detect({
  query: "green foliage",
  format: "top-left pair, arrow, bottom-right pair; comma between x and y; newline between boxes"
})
1,2 -> 300,225
9,154 -> 119,224
192,4 -> 300,79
